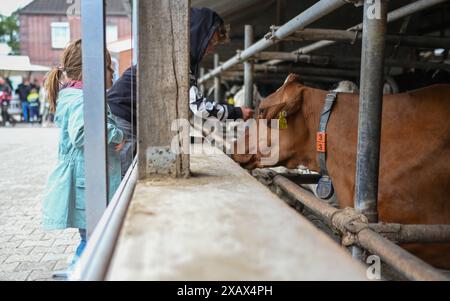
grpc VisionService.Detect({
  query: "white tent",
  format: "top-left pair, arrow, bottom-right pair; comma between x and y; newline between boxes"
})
0,55 -> 50,76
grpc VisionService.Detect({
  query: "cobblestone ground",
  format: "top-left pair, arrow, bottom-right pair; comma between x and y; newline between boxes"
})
0,127 -> 78,281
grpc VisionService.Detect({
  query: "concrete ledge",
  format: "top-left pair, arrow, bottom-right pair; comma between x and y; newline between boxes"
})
106,147 -> 367,280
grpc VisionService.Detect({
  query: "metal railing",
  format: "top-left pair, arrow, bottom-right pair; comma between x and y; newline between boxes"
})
252,169 -> 450,281
198,0 -> 350,84
71,159 -> 138,281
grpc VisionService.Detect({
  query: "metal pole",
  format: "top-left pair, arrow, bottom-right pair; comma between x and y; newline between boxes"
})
198,0 -> 348,84
132,0 -> 138,66
230,65 -> 360,78
353,0 -> 388,259
252,52 -> 450,72
265,0 -> 448,66
369,224 -> 450,244
81,0 -> 108,238
355,0 -> 388,223
244,25 -> 254,108
214,54 -> 221,103
284,28 -> 450,49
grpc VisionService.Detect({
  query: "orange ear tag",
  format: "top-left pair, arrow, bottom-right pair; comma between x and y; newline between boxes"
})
317,132 -> 326,153
278,111 -> 288,130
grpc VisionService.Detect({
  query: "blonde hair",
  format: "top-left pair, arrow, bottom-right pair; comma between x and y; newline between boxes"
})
44,39 -> 112,113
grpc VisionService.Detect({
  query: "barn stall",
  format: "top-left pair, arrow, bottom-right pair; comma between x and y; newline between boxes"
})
71,0 -> 450,281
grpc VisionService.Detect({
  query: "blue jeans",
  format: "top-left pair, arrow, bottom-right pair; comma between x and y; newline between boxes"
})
75,229 -> 87,259
29,106 -> 39,121
114,115 -> 136,178
21,101 -> 29,122
53,229 -> 87,279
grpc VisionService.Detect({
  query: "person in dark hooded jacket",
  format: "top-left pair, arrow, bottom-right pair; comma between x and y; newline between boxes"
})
107,7 -> 254,177
189,7 -> 254,122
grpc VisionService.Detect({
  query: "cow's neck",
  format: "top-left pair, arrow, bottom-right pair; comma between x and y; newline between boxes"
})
300,86 -> 360,207
297,87 -> 328,171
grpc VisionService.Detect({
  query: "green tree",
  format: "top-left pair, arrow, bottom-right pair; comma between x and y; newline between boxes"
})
0,12 -> 20,55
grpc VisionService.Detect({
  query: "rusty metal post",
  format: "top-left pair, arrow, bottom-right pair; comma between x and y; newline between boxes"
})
244,25 -> 254,108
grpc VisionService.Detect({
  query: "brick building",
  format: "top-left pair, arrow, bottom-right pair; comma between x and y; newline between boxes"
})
18,0 -> 132,67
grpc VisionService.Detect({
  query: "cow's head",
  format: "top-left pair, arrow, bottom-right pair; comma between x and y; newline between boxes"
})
233,74 -> 313,170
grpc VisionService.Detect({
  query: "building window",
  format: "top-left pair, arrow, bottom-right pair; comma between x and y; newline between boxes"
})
51,22 -> 70,49
106,25 -> 118,43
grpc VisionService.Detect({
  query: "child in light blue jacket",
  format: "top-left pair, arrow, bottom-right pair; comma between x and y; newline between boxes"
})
42,39 -> 123,276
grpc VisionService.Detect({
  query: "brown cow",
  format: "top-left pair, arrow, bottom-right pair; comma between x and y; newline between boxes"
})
233,74 -> 450,269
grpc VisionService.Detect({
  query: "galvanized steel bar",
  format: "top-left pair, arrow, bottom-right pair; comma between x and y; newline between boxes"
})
369,224 -> 450,244
198,0 -> 348,84
355,0 -> 389,224
285,28 -> 450,49
267,173 -> 449,281
266,0 -> 449,65
357,228 -> 448,281
253,52 -> 450,72
71,159 -> 138,281
352,0 -> 389,260
244,25 -> 254,108
81,0 -> 108,237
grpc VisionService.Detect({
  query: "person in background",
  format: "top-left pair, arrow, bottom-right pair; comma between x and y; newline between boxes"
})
27,87 -> 40,123
16,78 -> 34,123
0,76 -> 14,127
40,75 -> 53,127
189,7 -> 254,122
33,78 -> 41,92
5,77 -> 13,91
42,39 -> 124,279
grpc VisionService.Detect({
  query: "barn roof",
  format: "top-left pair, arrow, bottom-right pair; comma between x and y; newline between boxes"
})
18,0 -> 130,16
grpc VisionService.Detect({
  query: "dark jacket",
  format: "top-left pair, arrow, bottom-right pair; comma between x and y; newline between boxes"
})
107,7 -> 242,128
16,83 -> 35,102
107,66 -> 137,128
189,7 -> 242,121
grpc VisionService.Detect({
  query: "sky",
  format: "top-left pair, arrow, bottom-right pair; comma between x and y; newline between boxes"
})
0,0 -> 33,16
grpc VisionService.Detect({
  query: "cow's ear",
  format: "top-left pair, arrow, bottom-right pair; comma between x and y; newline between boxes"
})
284,74 -> 301,85
260,85 -> 304,120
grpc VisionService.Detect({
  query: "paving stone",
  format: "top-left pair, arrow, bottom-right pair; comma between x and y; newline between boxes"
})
0,255 -> 8,264
65,245 -> 77,255
53,239 -> 77,247
10,233 -> 44,242
0,247 -> 34,256
0,235 -> 13,243
27,270 -> 55,281
41,253 -> 71,263
20,239 -> 55,248
0,271 -> 31,281
54,259 -> 70,271
0,262 -> 20,272
0,240 -> 23,249
0,128 -> 78,281
15,261 -> 57,272
5,253 -> 45,264
29,245 -> 67,256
